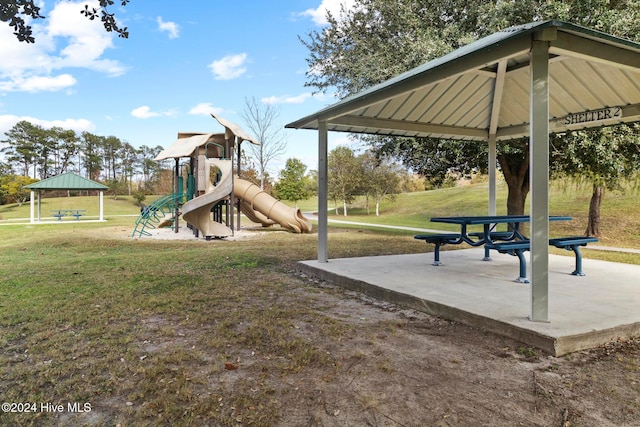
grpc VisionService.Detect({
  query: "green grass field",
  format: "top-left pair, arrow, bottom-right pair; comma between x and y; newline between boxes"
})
298,179 -> 640,249
3,180 -> 640,248
0,182 -> 639,425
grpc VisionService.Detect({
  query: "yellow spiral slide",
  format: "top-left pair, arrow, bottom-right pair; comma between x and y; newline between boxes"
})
181,158 -> 312,237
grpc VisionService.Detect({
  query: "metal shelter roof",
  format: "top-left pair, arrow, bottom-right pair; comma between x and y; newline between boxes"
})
24,172 -> 108,190
286,20 -> 640,141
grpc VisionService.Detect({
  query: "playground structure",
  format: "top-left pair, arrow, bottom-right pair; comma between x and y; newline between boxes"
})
131,114 -> 312,239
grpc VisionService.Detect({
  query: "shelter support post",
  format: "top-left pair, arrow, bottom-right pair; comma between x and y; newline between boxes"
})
488,136 -> 497,215
30,190 -> 35,223
99,191 -> 104,221
529,38 -> 551,322
318,121 -> 329,262
487,60 -> 506,217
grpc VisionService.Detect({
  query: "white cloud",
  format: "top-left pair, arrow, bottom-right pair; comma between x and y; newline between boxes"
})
47,1 -> 126,76
262,92 -> 333,105
208,53 -> 248,80
157,17 -> 179,39
0,115 -> 95,136
131,106 -> 160,119
0,0 -> 125,93
0,74 -> 77,92
299,0 -> 356,25
131,106 -> 176,119
189,103 -> 224,116
262,93 -> 312,104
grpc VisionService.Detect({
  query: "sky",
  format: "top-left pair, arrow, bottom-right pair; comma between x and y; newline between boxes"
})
0,0 -> 357,175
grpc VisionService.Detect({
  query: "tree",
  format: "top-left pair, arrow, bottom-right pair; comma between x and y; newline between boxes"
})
1,0 -> 130,44
550,125 -> 640,236
328,146 -> 360,216
118,141 -> 138,194
48,127 -> 80,175
101,136 -> 123,180
80,132 -> 104,180
301,0 -> 640,220
241,97 -> 287,190
106,178 -> 127,200
359,151 -> 402,216
0,174 -> 38,206
1,120 -> 41,178
275,158 -> 311,208
137,145 -> 164,193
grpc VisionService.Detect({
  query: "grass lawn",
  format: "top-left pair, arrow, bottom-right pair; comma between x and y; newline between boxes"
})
1,184 -> 639,425
0,215 -> 428,426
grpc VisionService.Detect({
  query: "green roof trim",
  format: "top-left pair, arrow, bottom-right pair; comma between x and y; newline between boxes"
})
24,172 -> 109,190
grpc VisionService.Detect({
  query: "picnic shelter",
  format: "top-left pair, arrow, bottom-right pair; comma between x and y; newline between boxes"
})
286,20 -> 640,323
24,172 -> 108,223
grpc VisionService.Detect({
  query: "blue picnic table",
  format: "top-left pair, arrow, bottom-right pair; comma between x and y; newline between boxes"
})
414,215 -> 596,282
425,215 -> 570,258
50,209 -> 87,221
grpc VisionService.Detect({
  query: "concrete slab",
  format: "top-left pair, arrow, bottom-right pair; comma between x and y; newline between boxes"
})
297,248 -> 640,356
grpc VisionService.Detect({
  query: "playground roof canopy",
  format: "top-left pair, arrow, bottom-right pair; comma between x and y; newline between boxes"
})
286,19 -> 640,141
25,172 -> 108,190
155,133 -> 223,160
155,114 -> 260,161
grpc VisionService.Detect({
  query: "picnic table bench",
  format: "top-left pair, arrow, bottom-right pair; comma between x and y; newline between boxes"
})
414,231 -> 515,265
486,236 -> 599,282
50,209 -> 87,221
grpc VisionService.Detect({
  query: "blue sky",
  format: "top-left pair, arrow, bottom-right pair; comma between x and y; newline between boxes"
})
0,0 -> 356,174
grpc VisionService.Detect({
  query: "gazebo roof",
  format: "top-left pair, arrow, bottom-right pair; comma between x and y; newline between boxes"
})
24,172 -> 108,190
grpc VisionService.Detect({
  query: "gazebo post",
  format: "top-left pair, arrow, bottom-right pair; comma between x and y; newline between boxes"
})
99,191 -> 104,221
529,36 -> 552,322
30,190 -> 35,223
488,136 -> 497,216
317,120 -> 329,263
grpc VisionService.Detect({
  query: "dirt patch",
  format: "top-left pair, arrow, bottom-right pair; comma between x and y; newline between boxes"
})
130,224 -> 277,241
274,278 -> 640,427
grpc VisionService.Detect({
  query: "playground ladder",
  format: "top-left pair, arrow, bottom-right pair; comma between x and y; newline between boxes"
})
131,193 -> 185,238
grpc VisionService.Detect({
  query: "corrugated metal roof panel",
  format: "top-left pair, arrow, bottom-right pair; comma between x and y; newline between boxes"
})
24,172 -> 108,190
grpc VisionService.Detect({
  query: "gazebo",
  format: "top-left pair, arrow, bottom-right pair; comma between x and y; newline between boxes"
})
286,20 -> 640,322
24,172 -> 108,223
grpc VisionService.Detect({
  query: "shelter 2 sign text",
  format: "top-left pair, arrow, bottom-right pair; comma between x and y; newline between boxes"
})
557,106 -> 623,127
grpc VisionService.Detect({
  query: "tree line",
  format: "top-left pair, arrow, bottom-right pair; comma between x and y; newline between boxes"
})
0,120 -> 166,204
